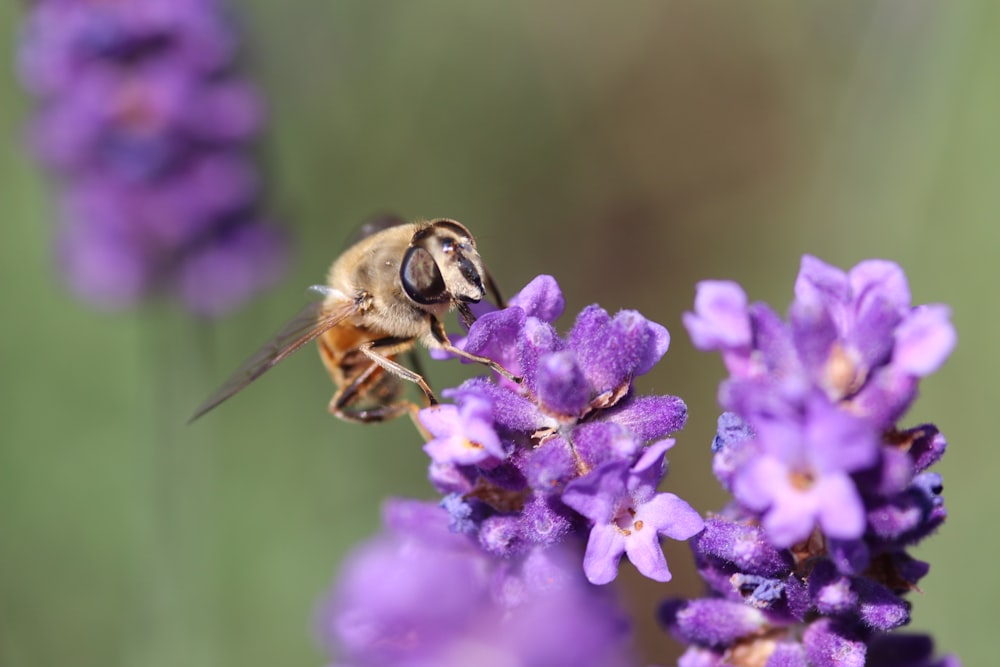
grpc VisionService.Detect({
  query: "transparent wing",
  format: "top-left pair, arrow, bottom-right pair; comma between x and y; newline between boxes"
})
188,290 -> 357,423
342,213 -> 408,250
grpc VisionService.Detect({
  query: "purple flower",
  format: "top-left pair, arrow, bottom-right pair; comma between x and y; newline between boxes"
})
19,0 -> 287,316
420,395 -> 506,466
460,278 -> 671,410
412,276 -> 698,588
563,440 -> 704,584
682,280 -> 753,376
669,255 -> 958,666
567,305 -> 670,395
789,256 -> 955,424
317,500 -> 634,667
891,305 -> 957,377
685,256 -> 956,428
732,392 -> 879,547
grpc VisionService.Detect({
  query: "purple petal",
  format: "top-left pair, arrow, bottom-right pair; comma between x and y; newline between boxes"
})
57,213 -> 152,309
634,317 -> 670,376
815,474 -> 866,540
427,461 -> 475,494
523,436 -> 578,493
789,298 -> 839,386
759,486 -> 821,548
519,494 -> 573,546
463,305 -> 526,373
606,309 -> 669,383
601,394 -> 688,443
848,366 -> 918,427
183,79 -> 263,142
748,302 -> 800,377
848,291 -> 902,371
536,350 -> 591,416
562,462 -> 629,524
519,318 -> 563,392
683,280 -> 752,350
640,492 -> 704,541
632,438 -> 676,475
853,577 -> 910,630
667,599 -> 768,647
567,305 -> 614,388
382,499 -> 472,547
867,633 -> 956,667
803,618 -> 866,667
849,259 -> 910,316
826,538 -> 870,575
733,455 -> 787,512
418,403 -> 462,436
419,396 -> 505,465
906,424 -> 947,473
767,643 -> 810,667
582,523 -> 625,584
446,378 -> 549,433
794,255 -> 849,318
892,305 -> 956,377
677,647 -> 726,667
803,395 -> 880,474
508,274 -> 565,322
569,306 -> 668,391
624,525 -> 672,582
479,514 -> 527,557
571,422 -> 640,471
692,517 -> 793,577
809,561 -> 857,614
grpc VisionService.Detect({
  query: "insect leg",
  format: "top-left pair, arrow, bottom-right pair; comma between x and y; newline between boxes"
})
428,316 -> 522,384
329,358 -> 412,423
405,345 -> 428,384
357,337 -> 440,405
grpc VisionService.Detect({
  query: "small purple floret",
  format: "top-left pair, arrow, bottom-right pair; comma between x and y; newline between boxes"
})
563,440 -> 703,584
732,393 -> 879,547
420,396 -> 505,466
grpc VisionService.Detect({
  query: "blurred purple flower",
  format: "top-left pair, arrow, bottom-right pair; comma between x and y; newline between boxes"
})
318,499 -> 635,667
19,0 -> 287,316
682,280 -> 753,376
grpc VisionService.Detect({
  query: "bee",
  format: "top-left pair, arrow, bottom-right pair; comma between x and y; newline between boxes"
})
189,217 -> 518,423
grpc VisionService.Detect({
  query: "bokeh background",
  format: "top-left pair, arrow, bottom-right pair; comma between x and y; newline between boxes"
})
2,2 -> 997,666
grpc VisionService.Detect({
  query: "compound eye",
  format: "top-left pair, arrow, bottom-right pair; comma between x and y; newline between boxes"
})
401,246 -> 448,304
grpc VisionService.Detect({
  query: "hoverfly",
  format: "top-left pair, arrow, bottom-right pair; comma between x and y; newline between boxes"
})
190,217 -> 517,423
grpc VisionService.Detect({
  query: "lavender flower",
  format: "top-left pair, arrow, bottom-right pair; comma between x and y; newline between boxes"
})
421,396 -> 506,466
418,275 -> 701,583
684,256 -> 955,427
317,499 -> 635,667
19,0 -> 287,316
731,392 -> 879,547
563,439 -> 704,584
662,256 -> 959,666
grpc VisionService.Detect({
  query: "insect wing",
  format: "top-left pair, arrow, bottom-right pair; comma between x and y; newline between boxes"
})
342,212 -> 408,250
188,296 -> 358,422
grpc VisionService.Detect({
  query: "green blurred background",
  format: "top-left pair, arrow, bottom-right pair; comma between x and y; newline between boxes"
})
2,2 -> 997,665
